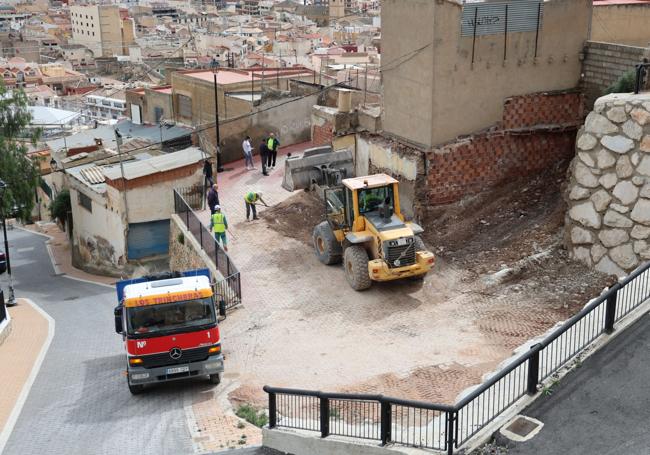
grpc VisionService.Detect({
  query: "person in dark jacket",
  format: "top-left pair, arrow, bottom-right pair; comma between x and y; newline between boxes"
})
259,140 -> 269,176
207,183 -> 220,214
203,159 -> 214,188
266,133 -> 280,169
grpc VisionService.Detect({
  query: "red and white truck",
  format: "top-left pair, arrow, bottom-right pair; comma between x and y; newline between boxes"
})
114,269 -> 225,394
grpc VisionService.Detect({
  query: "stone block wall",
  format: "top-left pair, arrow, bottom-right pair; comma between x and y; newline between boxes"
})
566,93 -> 650,277
581,41 -> 648,109
169,215 -> 220,279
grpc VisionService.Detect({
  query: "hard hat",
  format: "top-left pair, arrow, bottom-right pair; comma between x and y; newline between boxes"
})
215,205 -> 221,210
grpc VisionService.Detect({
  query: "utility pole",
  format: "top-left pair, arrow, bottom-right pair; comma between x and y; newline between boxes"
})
213,71 -> 223,172
251,70 -> 255,103
363,62 -> 368,106
115,129 -> 129,226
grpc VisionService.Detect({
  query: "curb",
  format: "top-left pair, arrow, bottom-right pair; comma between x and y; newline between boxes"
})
0,299 -> 55,454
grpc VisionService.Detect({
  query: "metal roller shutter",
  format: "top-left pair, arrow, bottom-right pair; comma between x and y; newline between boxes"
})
127,220 -> 170,259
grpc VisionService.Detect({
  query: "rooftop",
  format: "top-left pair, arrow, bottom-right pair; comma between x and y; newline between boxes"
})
102,146 -> 205,181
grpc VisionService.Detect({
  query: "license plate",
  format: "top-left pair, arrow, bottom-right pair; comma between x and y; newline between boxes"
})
166,366 -> 189,375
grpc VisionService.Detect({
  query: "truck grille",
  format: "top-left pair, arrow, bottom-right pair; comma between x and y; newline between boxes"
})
140,346 -> 210,369
384,238 -> 416,268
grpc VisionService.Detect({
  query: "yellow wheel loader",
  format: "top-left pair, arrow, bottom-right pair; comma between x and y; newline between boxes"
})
284,146 -> 435,291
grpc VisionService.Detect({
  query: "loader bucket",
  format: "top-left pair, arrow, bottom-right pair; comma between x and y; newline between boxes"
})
282,146 -> 355,192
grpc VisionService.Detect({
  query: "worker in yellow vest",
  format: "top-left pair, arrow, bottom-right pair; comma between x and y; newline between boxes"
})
209,205 -> 228,251
244,191 -> 268,221
266,132 -> 280,169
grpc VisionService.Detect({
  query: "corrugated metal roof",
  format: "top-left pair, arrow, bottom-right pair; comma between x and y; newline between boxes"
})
102,147 -> 205,181
461,0 -> 543,37
79,166 -> 106,185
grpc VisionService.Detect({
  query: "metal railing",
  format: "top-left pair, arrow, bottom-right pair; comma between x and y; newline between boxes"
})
634,62 -> 650,94
265,261 -> 650,454
173,189 -> 241,310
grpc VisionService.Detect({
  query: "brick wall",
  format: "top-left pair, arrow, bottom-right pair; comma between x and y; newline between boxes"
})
312,122 -> 334,146
502,91 -> 584,129
581,41 -> 647,108
424,91 -> 582,205
426,131 -> 575,204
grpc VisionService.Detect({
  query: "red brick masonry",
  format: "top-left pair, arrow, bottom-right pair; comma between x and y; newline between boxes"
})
425,90 -> 583,205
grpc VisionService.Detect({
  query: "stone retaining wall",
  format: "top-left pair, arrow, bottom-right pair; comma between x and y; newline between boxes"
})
566,93 -> 650,277
169,214 -> 220,279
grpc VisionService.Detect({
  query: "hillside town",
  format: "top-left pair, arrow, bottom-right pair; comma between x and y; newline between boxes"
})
1,0 -> 650,454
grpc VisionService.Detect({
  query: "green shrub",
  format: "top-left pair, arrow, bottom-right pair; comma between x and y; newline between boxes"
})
235,404 -> 268,428
604,70 -> 636,95
177,232 -> 185,245
49,189 -> 71,224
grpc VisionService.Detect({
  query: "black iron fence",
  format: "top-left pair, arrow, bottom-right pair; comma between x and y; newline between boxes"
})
265,261 -> 650,454
634,62 -> 650,94
173,189 -> 241,310
0,290 -> 6,325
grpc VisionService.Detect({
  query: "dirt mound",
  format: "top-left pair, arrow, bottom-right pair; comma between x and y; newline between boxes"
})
421,160 -> 608,316
259,190 -> 323,245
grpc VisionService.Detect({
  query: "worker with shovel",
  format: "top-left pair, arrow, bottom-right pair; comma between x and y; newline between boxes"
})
210,205 -> 229,252
244,190 -> 268,221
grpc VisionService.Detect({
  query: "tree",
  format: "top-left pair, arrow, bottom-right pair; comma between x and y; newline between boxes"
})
49,189 -> 71,226
0,81 -> 41,221
604,70 -> 636,95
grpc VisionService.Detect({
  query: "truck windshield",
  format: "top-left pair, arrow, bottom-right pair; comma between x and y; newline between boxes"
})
126,298 -> 216,336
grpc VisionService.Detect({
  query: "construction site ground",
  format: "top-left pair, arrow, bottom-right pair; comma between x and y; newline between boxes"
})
199,151 -> 607,424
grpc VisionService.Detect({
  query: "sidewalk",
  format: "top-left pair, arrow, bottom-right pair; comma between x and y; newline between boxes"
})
24,223 -> 115,287
0,299 -> 50,440
505,313 -> 650,455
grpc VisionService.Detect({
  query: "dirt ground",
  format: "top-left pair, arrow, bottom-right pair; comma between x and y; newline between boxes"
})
205,154 -> 609,417
262,163 -> 607,356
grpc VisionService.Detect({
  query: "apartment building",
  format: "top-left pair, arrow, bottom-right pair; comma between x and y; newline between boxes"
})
70,5 -> 134,57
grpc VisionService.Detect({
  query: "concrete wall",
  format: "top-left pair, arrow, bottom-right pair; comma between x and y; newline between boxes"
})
123,165 -> 203,224
581,41 -> 648,109
143,88 -> 173,124
171,72 -> 321,162
70,183 -> 127,276
381,0 -> 435,148
382,0 -> 591,148
591,4 -> 650,47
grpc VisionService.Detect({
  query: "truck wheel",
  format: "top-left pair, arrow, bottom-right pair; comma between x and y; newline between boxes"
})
209,373 -> 221,385
128,382 -> 145,395
344,246 -> 371,291
313,221 -> 342,265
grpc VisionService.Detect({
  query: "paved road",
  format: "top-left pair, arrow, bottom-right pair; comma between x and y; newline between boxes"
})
2,228 -> 207,455
506,312 -> 650,455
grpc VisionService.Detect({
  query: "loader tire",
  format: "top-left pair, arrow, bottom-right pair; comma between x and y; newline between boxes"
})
344,246 -> 371,291
313,221 -> 342,265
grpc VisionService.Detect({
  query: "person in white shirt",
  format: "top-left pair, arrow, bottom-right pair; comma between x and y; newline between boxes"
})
242,136 -> 254,170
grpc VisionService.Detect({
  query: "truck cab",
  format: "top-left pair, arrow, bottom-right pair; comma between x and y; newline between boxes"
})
114,270 -> 225,394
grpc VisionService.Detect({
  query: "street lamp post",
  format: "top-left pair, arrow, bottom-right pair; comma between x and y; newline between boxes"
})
0,179 -> 17,306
